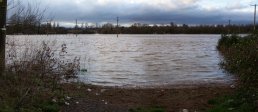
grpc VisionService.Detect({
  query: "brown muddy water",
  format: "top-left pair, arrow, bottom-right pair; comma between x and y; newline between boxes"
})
7,34 -> 234,88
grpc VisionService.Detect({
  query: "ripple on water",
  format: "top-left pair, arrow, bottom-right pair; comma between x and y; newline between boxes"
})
8,34 -> 234,88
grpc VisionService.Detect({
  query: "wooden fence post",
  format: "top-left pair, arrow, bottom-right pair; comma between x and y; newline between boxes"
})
0,0 -> 7,74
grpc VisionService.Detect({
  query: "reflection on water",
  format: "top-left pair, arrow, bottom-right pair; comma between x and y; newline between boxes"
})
7,34 -> 233,87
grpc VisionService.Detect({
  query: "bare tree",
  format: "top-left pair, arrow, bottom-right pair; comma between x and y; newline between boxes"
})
8,0 -> 46,34
7,0 -> 21,11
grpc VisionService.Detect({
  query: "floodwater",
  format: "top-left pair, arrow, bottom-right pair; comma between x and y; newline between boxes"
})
7,34 -> 233,87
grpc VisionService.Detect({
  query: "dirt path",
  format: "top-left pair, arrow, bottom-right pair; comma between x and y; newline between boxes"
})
61,83 -> 234,112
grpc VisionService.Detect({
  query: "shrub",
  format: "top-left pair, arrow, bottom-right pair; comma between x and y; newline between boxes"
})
209,34 -> 258,112
0,41 -> 80,112
217,34 -> 258,89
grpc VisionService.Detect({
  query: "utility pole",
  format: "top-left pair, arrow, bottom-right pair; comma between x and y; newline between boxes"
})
0,0 -> 7,74
228,19 -> 231,34
251,4 -> 257,31
75,19 -> 78,29
37,22 -> 41,34
75,19 -> 78,36
116,17 -> 119,37
47,21 -> 50,36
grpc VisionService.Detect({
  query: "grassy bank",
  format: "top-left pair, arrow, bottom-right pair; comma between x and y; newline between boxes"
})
208,34 -> 258,112
0,42 -> 80,112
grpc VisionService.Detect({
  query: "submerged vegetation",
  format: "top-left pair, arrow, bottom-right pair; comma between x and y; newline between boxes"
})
209,34 -> 258,112
0,41 -> 80,112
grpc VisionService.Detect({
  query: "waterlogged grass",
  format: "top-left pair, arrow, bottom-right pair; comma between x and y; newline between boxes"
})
0,41 -> 80,112
209,34 -> 258,112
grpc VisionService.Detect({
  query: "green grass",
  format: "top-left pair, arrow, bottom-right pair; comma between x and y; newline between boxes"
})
208,95 -> 255,112
129,107 -> 165,112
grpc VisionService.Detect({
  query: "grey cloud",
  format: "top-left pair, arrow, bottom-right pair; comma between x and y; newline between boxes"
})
13,0 -> 254,26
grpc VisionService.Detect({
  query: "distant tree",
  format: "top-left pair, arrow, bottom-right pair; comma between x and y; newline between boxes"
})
132,23 -> 142,27
102,23 -> 114,28
81,23 -> 84,29
57,22 -> 60,28
182,24 -> 188,28
99,23 -> 115,34
170,22 -> 175,27
7,0 -> 46,34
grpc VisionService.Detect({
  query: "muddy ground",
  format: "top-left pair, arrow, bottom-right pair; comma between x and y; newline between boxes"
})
61,83 -> 234,112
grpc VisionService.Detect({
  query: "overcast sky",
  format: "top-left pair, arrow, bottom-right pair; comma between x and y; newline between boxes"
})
11,0 -> 258,27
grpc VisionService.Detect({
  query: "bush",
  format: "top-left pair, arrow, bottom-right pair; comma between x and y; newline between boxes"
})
217,34 -> 241,50
209,34 -> 258,112
217,34 -> 258,89
0,41 -> 80,112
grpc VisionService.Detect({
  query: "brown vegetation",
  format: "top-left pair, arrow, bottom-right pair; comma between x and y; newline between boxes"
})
0,41 -> 80,112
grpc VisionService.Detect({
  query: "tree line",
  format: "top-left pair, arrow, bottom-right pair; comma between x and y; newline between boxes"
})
98,23 -> 254,34
6,22 -> 255,34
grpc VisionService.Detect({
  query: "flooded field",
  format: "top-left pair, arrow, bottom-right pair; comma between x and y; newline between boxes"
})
7,34 -> 233,87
